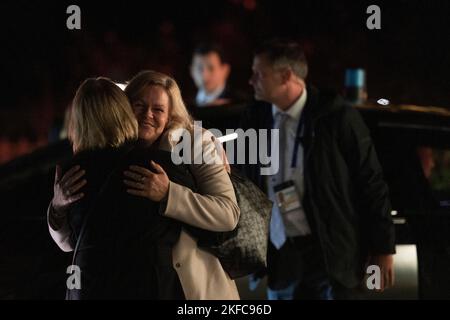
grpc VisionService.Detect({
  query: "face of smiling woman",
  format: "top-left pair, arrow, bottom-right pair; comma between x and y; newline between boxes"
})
131,85 -> 170,145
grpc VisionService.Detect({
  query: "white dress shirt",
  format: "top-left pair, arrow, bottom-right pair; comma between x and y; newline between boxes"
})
269,89 -> 312,237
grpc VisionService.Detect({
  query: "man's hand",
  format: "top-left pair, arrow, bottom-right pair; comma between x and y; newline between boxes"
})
124,161 -> 170,202
52,165 -> 86,214
368,254 -> 395,291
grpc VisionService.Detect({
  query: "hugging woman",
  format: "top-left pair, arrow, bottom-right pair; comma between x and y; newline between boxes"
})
48,72 -> 240,300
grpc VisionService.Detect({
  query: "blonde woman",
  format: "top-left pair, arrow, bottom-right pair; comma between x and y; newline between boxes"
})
51,77 -> 196,299
48,71 -> 240,299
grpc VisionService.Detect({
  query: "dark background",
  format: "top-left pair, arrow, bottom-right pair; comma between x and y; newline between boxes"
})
1,0 -> 449,164
1,0 -> 450,300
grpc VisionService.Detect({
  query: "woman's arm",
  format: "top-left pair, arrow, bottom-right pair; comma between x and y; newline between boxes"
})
47,164 -> 85,252
162,130 -> 240,232
124,129 -> 240,232
47,204 -> 74,252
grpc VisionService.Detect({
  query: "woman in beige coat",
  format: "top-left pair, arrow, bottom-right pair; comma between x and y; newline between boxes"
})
48,70 -> 240,300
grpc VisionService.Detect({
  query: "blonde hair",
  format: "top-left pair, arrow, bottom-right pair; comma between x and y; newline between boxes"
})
125,70 -> 194,133
68,77 -> 138,153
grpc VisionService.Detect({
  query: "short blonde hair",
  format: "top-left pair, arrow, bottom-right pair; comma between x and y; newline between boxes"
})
125,70 -> 194,133
69,77 -> 138,153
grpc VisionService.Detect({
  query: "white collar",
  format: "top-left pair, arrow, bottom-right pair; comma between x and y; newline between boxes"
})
196,84 -> 226,106
272,88 -> 308,121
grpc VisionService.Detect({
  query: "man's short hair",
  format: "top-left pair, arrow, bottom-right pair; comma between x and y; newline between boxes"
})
193,43 -> 229,64
255,40 -> 308,80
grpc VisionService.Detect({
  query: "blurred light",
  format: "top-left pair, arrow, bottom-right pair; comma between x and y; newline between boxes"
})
115,83 -> 127,91
243,0 -> 257,10
391,210 -> 398,216
377,98 -> 390,106
217,133 -> 238,143
393,218 -> 406,225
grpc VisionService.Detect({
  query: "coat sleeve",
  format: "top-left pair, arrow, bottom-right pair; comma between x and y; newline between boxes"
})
339,106 -> 396,255
162,129 -> 240,232
47,203 -> 74,252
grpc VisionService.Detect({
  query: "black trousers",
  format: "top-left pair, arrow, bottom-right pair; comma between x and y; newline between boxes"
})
267,236 -> 362,300
66,245 -> 185,300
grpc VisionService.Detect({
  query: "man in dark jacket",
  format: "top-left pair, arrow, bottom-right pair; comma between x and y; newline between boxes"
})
241,40 -> 395,299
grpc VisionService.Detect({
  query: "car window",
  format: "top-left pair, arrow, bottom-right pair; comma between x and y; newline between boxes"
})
421,147 -> 450,208
370,125 -> 450,214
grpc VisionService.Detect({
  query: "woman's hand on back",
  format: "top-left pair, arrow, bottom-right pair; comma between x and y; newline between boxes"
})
124,161 -> 170,202
51,165 -> 87,214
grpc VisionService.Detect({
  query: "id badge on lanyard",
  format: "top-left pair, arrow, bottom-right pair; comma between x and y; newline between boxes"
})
273,180 -> 302,214
273,180 -> 311,235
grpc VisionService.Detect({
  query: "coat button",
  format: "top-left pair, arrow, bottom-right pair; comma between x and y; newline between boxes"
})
175,263 -> 181,268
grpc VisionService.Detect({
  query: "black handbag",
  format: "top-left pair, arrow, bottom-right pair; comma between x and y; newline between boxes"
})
194,168 -> 273,279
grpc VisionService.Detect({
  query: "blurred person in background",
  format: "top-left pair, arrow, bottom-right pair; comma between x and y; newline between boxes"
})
190,43 -> 247,107
417,146 -> 436,180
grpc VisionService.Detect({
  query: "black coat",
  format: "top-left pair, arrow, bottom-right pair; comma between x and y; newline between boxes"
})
63,141 -> 195,299
240,86 -> 396,288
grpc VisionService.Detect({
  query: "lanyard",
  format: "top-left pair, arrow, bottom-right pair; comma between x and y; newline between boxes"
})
271,109 -> 306,169
291,110 -> 306,168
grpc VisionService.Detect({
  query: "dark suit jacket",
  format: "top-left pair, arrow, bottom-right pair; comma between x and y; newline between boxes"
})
240,86 -> 396,289
217,85 -> 250,104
